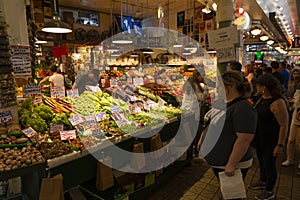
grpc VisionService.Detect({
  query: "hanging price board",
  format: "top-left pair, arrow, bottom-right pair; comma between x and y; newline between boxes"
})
50,86 -> 65,99
0,111 -> 13,124
22,127 -> 38,138
95,112 -> 107,122
66,89 -> 79,98
68,115 -> 84,126
60,130 -> 76,140
50,124 -> 64,134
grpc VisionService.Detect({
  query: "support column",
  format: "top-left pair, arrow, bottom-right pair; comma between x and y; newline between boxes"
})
0,0 -> 29,46
214,0 -> 236,74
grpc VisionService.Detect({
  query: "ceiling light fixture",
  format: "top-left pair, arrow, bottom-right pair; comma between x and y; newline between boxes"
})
141,48 -> 154,54
250,28 -> 261,36
173,41 -> 183,48
260,35 -> 269,41
212,3 -> 217,11
202,1 -> 211,14
266,40 -> 274,45
42,0 -> 72,33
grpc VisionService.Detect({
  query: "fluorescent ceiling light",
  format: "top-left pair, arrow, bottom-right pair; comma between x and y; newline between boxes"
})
112,34 -> 133,44
106,45 -> 119,52
141,48 -> 154,54
173,41 -> 183,48
251,28 -> 261,36
184,44 -> 197,51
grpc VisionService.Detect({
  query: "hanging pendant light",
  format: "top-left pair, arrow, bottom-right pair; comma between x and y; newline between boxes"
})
202,1 -> 211,14
42,0 -> 72,33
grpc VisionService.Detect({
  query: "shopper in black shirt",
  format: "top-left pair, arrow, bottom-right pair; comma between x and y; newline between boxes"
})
198,71 -> 257,200
249,74 -> 289,200
270,61 -> 284,85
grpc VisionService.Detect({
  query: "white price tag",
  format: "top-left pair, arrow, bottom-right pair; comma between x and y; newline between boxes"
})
0,111 -> 13,124
22,127 -> 38,138
68,115 -> 84,126
50,124 -> 64,134
60,130 -> 76,140
95,112 -> 107,122
110,105 -> 121,114
133,77 -> 144,86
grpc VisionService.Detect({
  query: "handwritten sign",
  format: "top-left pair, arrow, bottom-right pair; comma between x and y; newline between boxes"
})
50,86 -> 65,99
68,115 -> 84,126
133,77 -> 144,86
60,130 -> 76,140
23,84 -> 41,98
0,111 -> 13,124
33,96 -> 43,105
22,127 -> 38,137
110,105 -> 121,114
50,124 -> 64,134
95,112 -> 107,122
85,85 -> 101,92
129,104 -> 142,115
11,46 -> 31,76
110,112 -> 128,127
83,115 -> 98,130
66,89 -> 79,98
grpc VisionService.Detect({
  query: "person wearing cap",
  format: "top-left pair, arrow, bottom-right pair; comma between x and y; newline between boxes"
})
249,74 -> 289,200
72,69 -> 100,95
282,66 -> 300,168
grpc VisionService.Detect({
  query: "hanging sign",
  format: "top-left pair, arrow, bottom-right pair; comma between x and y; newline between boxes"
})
217,47 -> 236,63
53,46 -> 68,58
207,26 -> 241,49
11,46 -> 31,76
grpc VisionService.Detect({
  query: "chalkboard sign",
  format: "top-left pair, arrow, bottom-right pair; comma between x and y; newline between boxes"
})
11,46 -> 32,76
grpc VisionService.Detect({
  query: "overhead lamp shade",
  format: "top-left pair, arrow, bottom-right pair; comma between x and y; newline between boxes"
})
266,40 -> 274,45
260,35 -> 269,41
184,44 -> 197,51
42,13 -> 72,33
202,6 -> 211,14
141,48 -> 154,54
112,34 -> 133,44
173,41 -> 183,48
106,45 -> 119,52
182,50 -> 192,56
250,28 -> 261,36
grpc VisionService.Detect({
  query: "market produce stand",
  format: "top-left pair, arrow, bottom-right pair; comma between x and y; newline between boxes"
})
45,113 -> 193,197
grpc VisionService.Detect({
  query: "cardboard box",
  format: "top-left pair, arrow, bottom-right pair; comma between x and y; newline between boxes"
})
96,157 -> 114,191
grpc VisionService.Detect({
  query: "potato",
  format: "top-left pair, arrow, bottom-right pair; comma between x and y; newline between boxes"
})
16,161 -> 21,167
5,159 -> 11,165
25,160 -> 31,165
6,123 -> 21,132
11,160 -> 17,166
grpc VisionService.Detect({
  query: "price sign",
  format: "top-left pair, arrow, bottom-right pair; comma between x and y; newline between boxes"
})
83,115 -> 98,130
85,85 -> 101,92
110,78 -> 118,88
129,104 -> 142,115
33,96 -> 43,105
110,112 -> 128,127
110,105 -> 121,114
99,66 -> 104,71
50,124 -> 64,134
68,115 -> 84,126
147,99 -> 156,109
22,127 -> 38,137
60,130 -> 76,140
113,67 -> 118,70
66,89 -> 79,98
133,77 -> 144,86
50,86 -> 65,99
0,111 -> 13,124
129,95 -> 137,101
106,67 -> 110,70
11,46 -> 31,76
95,112 -> 107,122
23,84 -> 41,98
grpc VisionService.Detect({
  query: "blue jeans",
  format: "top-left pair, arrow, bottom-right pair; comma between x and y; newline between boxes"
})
255,146 -> 277,191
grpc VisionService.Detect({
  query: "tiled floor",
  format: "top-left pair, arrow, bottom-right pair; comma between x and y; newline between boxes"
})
146,150 -> 300,200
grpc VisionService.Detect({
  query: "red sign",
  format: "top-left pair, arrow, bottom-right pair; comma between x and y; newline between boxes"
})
53,46 -> 68,58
